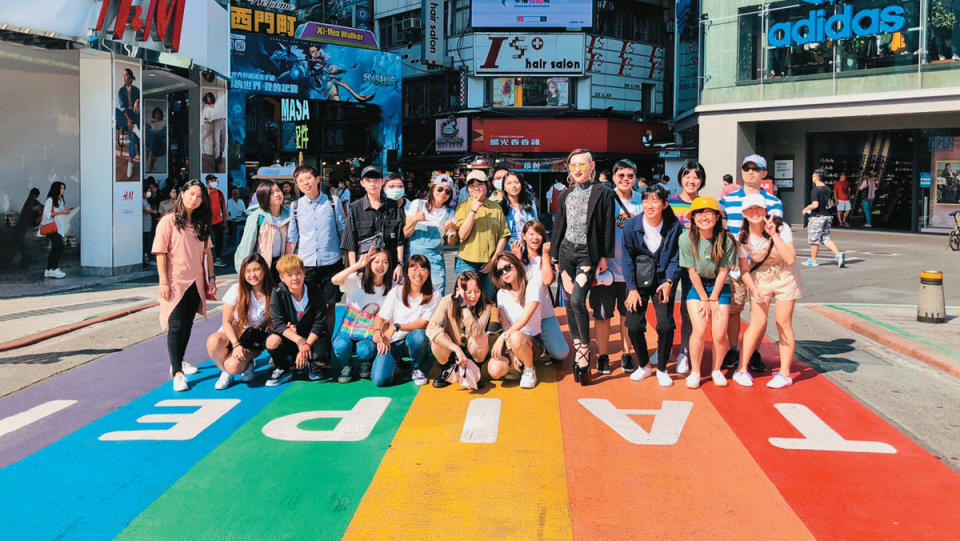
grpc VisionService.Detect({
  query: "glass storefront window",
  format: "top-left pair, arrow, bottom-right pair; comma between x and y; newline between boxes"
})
489,77 -> 572,107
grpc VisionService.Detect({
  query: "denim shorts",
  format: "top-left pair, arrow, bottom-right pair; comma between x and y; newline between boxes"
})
686,278 -> 732,305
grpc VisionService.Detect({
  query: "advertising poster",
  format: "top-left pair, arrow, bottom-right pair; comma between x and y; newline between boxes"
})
546,78 -> 568,106
114,59 -> 141,182
144,98 -> 167,176
936,161 -> 960,205
492,78 -> 515,106
475,33 -> 586,76
229,32 -> 401,170
472,0 -> 591,29
201,70 -> 228,174
435,116 -> 467,153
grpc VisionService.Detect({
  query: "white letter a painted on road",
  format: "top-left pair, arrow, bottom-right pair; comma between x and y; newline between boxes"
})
578,399 -> 693,445
769,403 -> 896,454
262,397 -> 390,442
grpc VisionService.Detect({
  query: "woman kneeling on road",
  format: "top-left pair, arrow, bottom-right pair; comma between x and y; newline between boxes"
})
489,252 -> 543,389
330,248 -> 392,383
206,254 -> 273,390
371,255 -> 441,387
426,271 -> 496,389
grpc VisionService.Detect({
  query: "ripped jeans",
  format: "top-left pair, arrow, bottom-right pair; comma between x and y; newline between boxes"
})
558,240 -> 595,347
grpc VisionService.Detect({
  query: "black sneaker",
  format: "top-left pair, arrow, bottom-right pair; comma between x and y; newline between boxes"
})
308,361 -> 325,381
358,361 -> 372,379
621,353 -> 636,373
265,368 -> 290,387
338,364 -> 353,384
722,349 -> 739,370
597,354 -> 611,375
748,351 -> 766,373
432,376 -> 452,388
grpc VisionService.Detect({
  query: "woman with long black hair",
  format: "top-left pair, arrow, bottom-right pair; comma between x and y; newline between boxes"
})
153,179 -> 216,392
500,170 -> 538,245
40,182 -> 71,279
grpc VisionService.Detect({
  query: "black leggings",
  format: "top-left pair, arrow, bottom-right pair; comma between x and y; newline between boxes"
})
167,283 -> 201,375
212,223 -> 224,258
624,290 -> 676,372
46,232 -> 64,270
558,240 -> 595,346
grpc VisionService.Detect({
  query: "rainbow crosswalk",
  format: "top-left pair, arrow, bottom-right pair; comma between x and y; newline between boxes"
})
0,308 -> 958,540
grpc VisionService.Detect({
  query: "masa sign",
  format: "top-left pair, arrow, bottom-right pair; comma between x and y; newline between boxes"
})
769,1 -> 907,48
474,33 -> 585,76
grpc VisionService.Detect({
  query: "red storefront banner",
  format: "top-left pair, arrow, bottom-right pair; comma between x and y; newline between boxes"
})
470,118 -> 670,154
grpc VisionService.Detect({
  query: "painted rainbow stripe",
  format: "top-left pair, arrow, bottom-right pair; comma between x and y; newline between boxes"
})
0,308 -> 958,540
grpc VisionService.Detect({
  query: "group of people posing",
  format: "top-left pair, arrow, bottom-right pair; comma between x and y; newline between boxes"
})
152,149 -> 802,393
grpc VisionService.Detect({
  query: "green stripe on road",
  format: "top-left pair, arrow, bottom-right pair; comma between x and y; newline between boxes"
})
117,379 -> 418,541
826,304 -> 960,361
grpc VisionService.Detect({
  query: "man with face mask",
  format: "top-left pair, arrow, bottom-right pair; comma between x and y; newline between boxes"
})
207,174 -> 227,266
383,173 -> 407,207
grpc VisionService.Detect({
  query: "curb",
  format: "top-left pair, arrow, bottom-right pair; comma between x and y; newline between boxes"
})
0,302 -> 158,352
806,305 -> 960,379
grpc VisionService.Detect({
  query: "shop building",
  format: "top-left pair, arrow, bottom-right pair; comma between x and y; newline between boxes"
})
375,0 -> 675,199
685,0 -> 960,232
0,0 -> 230,276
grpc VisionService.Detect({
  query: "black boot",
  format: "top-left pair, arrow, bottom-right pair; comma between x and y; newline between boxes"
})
621,353 -> 636,373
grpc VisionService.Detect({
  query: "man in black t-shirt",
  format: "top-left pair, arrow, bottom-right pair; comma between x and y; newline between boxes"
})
802,169 -> 845,268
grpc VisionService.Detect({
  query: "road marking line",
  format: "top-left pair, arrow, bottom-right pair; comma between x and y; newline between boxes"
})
0,400 -> 77,439
460,398 -> 501,444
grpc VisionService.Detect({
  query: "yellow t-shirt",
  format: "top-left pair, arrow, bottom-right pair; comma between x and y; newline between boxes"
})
454,198 -> 510,263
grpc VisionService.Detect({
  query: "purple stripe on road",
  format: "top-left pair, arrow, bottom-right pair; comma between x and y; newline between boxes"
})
0,317 -> 220,468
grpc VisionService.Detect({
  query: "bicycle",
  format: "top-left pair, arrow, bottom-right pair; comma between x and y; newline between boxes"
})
950,211 -> 960,251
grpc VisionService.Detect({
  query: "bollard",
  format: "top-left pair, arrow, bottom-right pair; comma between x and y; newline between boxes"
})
917,270 -> 946,323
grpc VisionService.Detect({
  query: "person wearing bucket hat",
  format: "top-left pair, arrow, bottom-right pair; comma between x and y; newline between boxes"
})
735,193 -> 800,389
718,153 -> 784,374
678,196 -> 738,389
404,172 -> 457,294
622,184 -> 683,387
454,169 -> 511,299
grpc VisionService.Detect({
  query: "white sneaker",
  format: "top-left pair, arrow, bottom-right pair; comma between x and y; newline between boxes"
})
656,370 -> 673,387
127,161 -> 134,178
241,362 -> 256,382
733,370 -> 754,387
766,372 -> 793,389
172,372 -> 188,391
519,367 -> 537,389
215,371 -> 233,390
711,370 -> 728,387
630,364 -> 655,382
676,351 -> 690,374
43,269 -> 52,278
181,361 -> 199,375
686,372 -> 701,389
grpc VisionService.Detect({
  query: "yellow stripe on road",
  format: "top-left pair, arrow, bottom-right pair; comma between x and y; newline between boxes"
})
343,367 -> 573,541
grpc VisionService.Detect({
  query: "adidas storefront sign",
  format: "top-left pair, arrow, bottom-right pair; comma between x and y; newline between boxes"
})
768,4 -> 907,48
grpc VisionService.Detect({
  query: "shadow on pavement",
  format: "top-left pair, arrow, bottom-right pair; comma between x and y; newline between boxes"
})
795,338 -> 859,374
0,348 -> 123,365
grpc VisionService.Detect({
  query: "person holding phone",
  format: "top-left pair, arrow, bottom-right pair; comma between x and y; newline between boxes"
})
40,182 -> 72,279
621,184 -> 682,387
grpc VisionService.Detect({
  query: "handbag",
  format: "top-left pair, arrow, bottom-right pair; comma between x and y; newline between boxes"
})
340,302 -> 379,341
40,218 -> 58,236
238,325 -> 269,350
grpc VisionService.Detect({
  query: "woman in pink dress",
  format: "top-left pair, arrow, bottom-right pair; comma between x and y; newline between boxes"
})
153,179 -> 216,391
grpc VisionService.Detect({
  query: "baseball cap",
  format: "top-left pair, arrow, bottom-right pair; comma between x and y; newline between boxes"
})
741,154 -> 767,170
741,193 -> 769,212
361,165 -> 383,179
465,169 -> 488,185
431,173 -> 454,189
690,196 -> 722,215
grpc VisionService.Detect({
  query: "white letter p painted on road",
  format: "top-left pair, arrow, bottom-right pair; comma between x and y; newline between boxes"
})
261,397 -> 391,442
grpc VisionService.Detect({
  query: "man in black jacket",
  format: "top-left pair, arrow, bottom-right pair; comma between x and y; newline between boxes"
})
265,255 -> 331,386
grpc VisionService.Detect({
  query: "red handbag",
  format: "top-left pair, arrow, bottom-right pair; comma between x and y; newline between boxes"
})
39,221 -> 58,235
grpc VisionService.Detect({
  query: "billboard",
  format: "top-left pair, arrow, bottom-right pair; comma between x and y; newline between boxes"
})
201,71 -> 228,175
114,59 -> 141,183
475,33 -> 585,75
472,0 -> 591,29
144,98 -> 168,176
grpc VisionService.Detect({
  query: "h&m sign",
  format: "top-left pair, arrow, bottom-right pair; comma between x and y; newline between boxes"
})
95,0 -> 188,53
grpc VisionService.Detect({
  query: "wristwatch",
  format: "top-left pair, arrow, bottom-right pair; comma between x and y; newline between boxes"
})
393,322 -> 401,332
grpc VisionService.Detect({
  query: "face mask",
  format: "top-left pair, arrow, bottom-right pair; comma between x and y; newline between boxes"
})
385,187 -> 405,201
209,182 -> 218,190
493,179 -> 504,191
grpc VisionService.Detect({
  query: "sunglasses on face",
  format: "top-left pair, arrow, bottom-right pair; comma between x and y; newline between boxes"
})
495,263 -> 513,277
741,165 -> 762,172
568,164 -> 589,171
436,187 -> 452,195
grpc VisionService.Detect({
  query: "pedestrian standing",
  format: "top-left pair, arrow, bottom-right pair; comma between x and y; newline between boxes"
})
802,169 -> 846,267
544,175 -> 567,232
40,182 -> 71,279
834,173 -> 852,227
550,148 -> 617,386
153,179 -> 215,391
206,175 -> 227,267
341,166 -> 405,285
331,248 -> 392,383
159,185 -> 177,215
490,168 -> 508,203
454,170 -> 511,299
859,172 -> 877,227
227,188 -> 247,248
4,188 -> 42,270
384,173 -> 408,209
143,186 -> 158,265
404,173 -> 457,295
235,180 -> 290,280
501,171 -> 538,245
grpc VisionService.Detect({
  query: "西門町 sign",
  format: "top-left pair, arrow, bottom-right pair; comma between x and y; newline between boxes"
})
768,0 -> 907,48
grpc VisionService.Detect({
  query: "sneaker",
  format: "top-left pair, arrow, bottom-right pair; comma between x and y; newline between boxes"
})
48,268 -> 66,279
620,353 -> 636,373
338,364 -> 353,384
214,371 -> 233,390
265,368 -> 290,387
241,362 -> 256,382
597,354 -> 611,375
767,372 -> 793,389
748,351 -> 766,373
733,370 -> 754,387
504,368 -> 521,381
836,251 -> 846,268
864,223 -> 871,228
685,372 -> 701,389
676,350 -> 690,374
172,372 -> 188,392
308,361 -> 325,381
722,349 -> 739,370
181,361 -> 199,375
358,361 -> 372,379
432,369 -> 452,388
214,259 -> 226,267
711,370 -> 728,387
126,161 -> 133,178
519,367 -> 537,389
803,259 -> 819,267
43,269 -> 51,278
629,364 -> 655,382
412,369 -> 428,386
656,370 -> 673,387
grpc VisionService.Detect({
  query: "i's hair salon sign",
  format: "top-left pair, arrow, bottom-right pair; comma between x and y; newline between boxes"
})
768,0 -> 907,48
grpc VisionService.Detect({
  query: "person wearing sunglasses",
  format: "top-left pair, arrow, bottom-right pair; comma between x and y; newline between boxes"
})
404,173 -> 457,295
549,148 -> 617,385
489,253 -> 543,389
718,154 -> 784,375
454,169 -> 511,299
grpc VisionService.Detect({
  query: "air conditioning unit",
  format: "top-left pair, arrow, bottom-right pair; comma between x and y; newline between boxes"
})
401,18 -> 423,32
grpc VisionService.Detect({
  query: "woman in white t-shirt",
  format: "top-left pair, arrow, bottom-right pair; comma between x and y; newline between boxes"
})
404,173 -> 457,295
330,248 -> 392,383
206,254 -> 274,390
510,220 -> 569,364
489,252 -> 542,389
370,255 -> 442,387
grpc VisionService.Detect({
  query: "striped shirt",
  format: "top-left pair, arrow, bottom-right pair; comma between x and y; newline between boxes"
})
719,187 -> 784,235
667,194 -> 693,229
